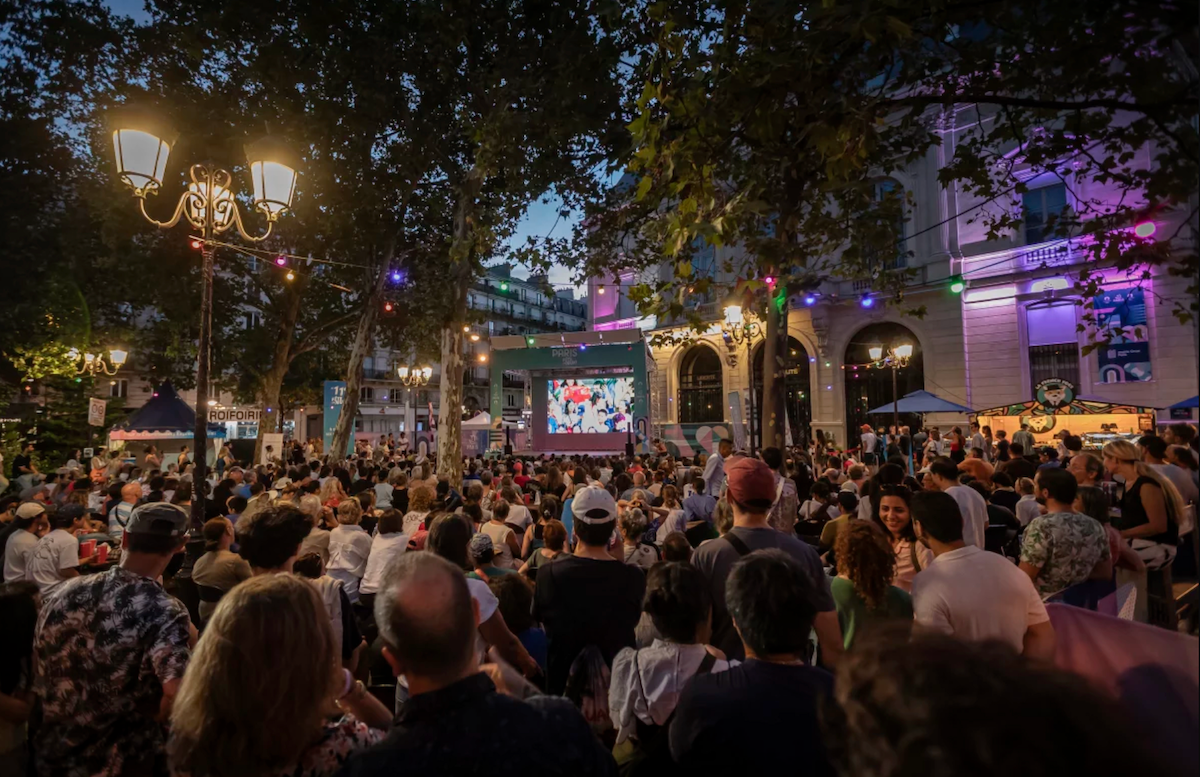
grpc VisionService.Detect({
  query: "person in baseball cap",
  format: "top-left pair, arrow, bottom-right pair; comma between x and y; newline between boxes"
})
122,502 -> 191,556
690,454 -> 842,668
725,456 -> 779,511
15,502 -> 47,521
531,483 -> 645,695
570,484 -> 619,538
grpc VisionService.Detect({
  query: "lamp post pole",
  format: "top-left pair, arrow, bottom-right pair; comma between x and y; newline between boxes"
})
892,360 -> 899,447
747,345 -> 757,454
193,241 -> 215,528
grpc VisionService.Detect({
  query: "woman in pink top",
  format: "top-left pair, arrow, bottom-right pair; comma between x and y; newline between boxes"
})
872,485 -> 933,592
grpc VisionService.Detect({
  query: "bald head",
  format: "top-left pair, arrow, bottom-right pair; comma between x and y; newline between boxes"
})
121,483 -> 141,502
375,552 -> 478,684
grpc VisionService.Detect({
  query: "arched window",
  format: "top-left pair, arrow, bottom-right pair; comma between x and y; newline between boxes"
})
844,323 -> 924,446
678,345 -> 723,424
752,337 -> 813,446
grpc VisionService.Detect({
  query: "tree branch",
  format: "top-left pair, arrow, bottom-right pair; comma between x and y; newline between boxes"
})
290,312 -> 360,359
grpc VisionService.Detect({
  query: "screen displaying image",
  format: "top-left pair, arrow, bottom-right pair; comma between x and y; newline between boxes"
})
547,377 -> 634,434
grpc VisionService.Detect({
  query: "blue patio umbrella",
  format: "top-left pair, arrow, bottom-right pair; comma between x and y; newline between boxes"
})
867,389 -> 974,416
1168,396 -> 1199,409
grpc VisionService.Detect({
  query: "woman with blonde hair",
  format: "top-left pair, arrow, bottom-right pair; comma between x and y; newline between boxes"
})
168,574 -> 391,777
319,476 -> 347,509
402,485 -> 435,536
832,521 -> 913,649
326,500 -> 371,601
1102,439 -> 1185,569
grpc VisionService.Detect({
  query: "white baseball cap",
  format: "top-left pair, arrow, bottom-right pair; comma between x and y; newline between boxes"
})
570,485 -> 618,525
15,502 -> 46,520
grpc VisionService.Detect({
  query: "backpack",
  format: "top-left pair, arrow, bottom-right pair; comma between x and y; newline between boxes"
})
616,650 -> 718,775
564,645 -> 615,743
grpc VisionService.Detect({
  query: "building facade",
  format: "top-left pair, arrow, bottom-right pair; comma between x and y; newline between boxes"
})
591,114 -> 1198,449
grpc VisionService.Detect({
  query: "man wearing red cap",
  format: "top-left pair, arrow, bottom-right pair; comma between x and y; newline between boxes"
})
691,457 -> 842,667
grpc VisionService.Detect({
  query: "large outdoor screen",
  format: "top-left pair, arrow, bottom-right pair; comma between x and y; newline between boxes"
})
547,377 -> 634,434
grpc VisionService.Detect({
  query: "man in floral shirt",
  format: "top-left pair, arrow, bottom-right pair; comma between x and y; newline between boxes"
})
34,502 -> 194,777
1019,468 -> 1111,596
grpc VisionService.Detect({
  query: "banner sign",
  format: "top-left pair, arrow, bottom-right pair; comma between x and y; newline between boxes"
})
323,381 -> 347,453
87,397 -> 107,427
209,407 -> 262,423
1093,288 -> 1152,383
728,391 -> 747,452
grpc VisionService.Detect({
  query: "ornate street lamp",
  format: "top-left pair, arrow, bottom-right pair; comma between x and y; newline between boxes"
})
720,305 -> 763,348
721,304 -> 766,452
868,342 -> 914,439
111,106 -> 298,526
67,347 -> 129,377
398,365 -> 433,387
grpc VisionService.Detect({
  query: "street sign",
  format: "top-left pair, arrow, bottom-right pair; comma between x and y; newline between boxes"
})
87,397 -> 107,427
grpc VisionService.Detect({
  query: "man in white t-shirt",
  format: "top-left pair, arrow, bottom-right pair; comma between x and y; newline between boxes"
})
26,504 -> 93,594
910,491 -> 1055,660
927,456 -> 988,549
3,502 -> 47,583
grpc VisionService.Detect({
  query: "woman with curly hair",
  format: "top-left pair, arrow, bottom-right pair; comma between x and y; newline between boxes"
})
832,521 -> 914,650
319,476 -> 347,509
401,485 -> 435,536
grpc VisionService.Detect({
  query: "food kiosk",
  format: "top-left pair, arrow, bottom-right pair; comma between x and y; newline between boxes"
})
973,379 -> 1155,450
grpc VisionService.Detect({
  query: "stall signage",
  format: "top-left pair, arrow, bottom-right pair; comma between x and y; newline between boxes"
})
210,407 -> 262,423
1034,378 -> 1075,411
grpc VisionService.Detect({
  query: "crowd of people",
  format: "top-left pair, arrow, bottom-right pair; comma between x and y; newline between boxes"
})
0,421 -> 1195,776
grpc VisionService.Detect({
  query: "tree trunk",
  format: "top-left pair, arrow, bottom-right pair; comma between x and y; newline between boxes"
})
435,307 -> 466,488
253,278 -> 307,464
761,287 -> 788,451
436,167 -> 484,489
330,254 -> 392,461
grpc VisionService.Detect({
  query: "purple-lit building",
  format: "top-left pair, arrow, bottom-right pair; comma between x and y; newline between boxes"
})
590,126 -> 1198,450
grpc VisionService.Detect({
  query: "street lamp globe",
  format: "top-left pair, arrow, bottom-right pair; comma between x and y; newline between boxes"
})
868,344 -> 884,361
397,366 -> 410,380
110,108 -> 176,195
109,348 -> 129,367
894,343 -> 914,360
724,305 -> 743,327
245,136 -> 299,220
421,367 -> 433,381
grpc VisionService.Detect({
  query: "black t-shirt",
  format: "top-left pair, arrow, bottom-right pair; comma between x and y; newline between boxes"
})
670,659 -> 835,775
989,489 -> 1021,514
532,554 -> 645,695
11,454 -> 31,479
1001,456 -> 1037,483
